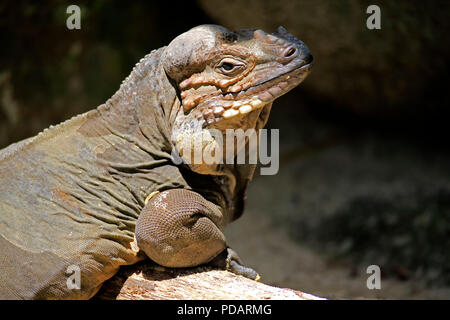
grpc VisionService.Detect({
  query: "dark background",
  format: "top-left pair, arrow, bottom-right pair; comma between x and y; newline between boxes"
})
1,0 -> 449,298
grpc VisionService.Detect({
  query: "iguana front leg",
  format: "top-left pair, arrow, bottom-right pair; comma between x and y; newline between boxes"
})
134,189 -> 259,280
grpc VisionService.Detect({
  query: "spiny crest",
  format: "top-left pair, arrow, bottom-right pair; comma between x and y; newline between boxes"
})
106,49 -> 160,107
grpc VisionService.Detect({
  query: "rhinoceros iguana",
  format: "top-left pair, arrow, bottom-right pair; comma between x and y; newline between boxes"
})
0,24 -> 312,299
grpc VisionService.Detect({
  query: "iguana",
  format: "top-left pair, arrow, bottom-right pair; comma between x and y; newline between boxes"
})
0,24 -> 312,299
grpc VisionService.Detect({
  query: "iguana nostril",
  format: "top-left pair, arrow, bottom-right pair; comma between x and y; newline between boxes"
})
284,47 -> 297,58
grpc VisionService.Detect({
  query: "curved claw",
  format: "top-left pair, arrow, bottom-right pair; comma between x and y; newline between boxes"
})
228,260 -> 261,281
210,247 -> 261,281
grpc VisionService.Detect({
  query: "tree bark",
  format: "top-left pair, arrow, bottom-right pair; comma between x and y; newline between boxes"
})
95,262 -> 324,300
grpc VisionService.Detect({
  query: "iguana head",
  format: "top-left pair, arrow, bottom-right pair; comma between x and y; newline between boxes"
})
163,24 -> 312,174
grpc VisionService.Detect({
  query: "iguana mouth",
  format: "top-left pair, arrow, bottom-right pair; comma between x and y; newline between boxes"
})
198,62 -> 313,127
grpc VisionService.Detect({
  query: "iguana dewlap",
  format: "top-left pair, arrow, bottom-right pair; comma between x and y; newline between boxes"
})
0,25 -> 312,299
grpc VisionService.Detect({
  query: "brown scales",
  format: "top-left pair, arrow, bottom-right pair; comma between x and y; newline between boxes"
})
0,24 -> 312,299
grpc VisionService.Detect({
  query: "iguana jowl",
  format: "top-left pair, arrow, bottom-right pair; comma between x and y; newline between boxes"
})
0,25 -> 312,299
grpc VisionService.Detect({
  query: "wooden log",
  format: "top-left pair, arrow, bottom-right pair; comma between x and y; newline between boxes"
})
95,262 -> 324,300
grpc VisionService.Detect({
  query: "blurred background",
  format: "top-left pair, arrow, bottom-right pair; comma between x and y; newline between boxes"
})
1,0 -> 449,299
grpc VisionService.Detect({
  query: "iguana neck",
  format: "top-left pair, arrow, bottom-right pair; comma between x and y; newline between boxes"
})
96,47 -> 179,158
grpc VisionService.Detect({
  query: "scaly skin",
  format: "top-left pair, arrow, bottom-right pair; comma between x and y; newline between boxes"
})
0,25 -> 312,299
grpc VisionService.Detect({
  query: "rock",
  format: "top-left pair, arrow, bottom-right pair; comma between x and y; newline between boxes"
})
245,97 -> 450,289
197,0 -> 450,117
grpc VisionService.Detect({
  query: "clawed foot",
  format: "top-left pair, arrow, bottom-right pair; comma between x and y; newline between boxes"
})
209,247 -> 260,281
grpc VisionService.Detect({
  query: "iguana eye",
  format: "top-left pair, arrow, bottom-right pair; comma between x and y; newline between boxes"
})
220,62 -> 235,71
217,58 -> 244,75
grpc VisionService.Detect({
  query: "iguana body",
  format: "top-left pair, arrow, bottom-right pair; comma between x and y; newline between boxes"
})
0,25 -> 312,299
